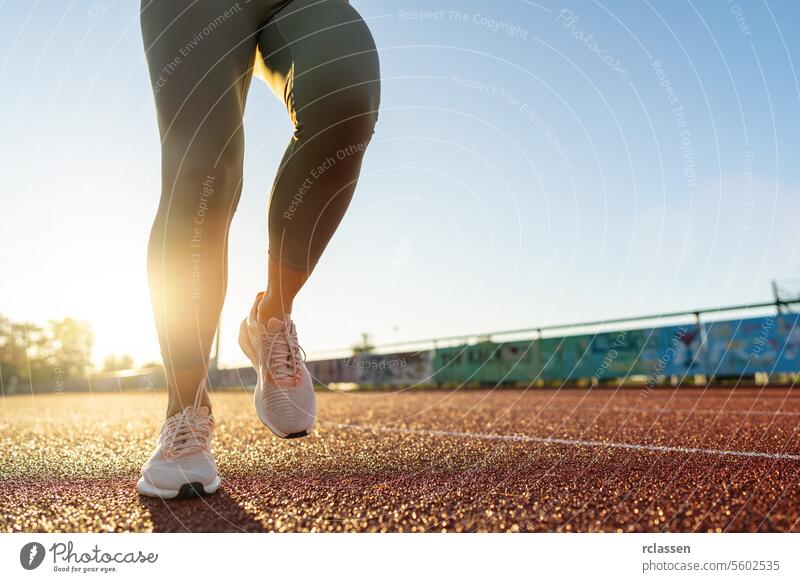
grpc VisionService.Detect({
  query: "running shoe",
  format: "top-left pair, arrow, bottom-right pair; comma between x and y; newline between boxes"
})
239,293 -> 316,438
137,378 -> 220,499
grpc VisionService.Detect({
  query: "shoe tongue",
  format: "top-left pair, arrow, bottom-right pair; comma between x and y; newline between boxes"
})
267,317 -> 288,333
174,404 -> 209,418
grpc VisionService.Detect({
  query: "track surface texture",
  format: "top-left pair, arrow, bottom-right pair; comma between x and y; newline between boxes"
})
1,386 -> 799,532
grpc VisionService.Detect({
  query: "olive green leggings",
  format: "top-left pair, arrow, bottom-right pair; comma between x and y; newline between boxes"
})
141,0 -> 380,370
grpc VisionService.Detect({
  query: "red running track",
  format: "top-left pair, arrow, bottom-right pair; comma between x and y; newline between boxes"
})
1,386 -> 798,532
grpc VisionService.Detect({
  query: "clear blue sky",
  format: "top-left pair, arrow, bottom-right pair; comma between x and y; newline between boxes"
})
1,0 -> 798,367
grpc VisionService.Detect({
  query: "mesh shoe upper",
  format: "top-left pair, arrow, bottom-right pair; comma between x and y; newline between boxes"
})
240,294 -> 316,436
140,379 -> 218,491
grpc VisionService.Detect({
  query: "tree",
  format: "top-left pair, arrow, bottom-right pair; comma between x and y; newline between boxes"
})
0,314 -> 93,391
49,318 -> 94,379
351,332 -> 374,355
0,317 -> 49,388
103,354 -> 134,373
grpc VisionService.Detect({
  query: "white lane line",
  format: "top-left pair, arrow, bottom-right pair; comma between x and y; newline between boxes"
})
343,425 -> 800,461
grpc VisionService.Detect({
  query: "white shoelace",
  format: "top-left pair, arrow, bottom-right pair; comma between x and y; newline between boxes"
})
259,323 -> 306,384
162,381 -> 213,459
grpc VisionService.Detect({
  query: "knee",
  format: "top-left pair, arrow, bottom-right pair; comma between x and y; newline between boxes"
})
296,76 -> 380,146
157,144 -> 243,235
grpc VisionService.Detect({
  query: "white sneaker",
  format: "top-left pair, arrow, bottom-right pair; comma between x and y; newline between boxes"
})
137,379 -> 220,499
239,293 -> 316,438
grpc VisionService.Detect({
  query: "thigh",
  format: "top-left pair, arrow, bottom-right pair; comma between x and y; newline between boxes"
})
140,0 -> 258,161
255,0 -> 381,132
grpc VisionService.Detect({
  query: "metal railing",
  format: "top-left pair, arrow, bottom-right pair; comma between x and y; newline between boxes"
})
306,298 -> 800,359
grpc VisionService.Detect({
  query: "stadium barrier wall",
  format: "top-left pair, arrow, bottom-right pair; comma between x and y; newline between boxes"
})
313,313 -> 799,387
18,313 -> 797,393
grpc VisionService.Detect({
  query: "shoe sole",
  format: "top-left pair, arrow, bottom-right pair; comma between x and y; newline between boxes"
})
136,475 -> 221,500
238,318 -> 312,440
